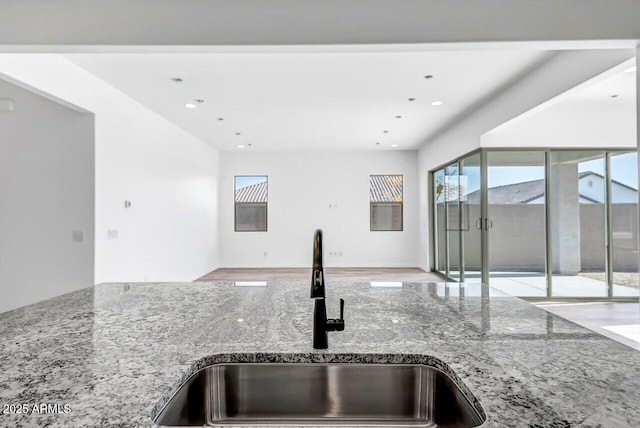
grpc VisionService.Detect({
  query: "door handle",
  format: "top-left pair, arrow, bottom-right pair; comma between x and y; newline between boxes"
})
485,219 -> 493,230
475,218 -> 482,230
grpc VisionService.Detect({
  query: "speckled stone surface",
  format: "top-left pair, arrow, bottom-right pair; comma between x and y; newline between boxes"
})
0,281 -> 639,427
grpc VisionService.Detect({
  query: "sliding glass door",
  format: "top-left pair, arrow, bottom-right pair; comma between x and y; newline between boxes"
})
432,149 -> 638,299
549,151 -> 607,297
445,164 -> 461,281
610,151 -> 639,297
460,154 -> 482,283
485,151 -> 547,296
434,168 -> 447,276
432,154 -> 483,282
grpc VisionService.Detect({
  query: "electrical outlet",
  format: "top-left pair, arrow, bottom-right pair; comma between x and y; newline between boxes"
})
107,229 -> 118,240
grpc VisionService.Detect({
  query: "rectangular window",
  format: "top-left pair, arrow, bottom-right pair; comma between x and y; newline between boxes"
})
235,176 -> 268,231
370,175 -> 403,231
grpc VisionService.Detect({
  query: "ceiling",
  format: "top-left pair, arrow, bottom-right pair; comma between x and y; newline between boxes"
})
65,49 -> 549,152
483,59 -> 637,149
569,61 -> 636,103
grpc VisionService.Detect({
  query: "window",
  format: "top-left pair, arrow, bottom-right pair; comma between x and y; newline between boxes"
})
370,175 -> 403,231
234,176 -> 268,231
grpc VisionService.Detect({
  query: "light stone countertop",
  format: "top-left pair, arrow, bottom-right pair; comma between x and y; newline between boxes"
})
0,281 -> 639,427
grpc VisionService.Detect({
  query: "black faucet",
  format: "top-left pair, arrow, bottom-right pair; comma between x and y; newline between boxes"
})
310,229 -> 345,349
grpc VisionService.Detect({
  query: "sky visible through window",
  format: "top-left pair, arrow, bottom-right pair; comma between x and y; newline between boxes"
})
460,153 -> 637,194
235,175 -> 267,189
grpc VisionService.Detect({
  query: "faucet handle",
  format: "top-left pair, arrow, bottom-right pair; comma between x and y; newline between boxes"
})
326,298 -> 345,332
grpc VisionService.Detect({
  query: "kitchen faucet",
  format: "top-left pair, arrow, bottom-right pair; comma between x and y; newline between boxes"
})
310,229 -> 345,349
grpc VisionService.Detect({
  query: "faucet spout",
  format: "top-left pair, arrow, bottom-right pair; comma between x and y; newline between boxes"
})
310,229 -> 345,349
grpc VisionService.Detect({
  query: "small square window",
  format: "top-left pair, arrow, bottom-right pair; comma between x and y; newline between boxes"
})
235,176 -> 268,232
370,175 -> 403,231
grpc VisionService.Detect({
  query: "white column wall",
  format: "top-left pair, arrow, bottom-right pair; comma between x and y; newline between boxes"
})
0,78 -> 94,313
219,150 -> 419,268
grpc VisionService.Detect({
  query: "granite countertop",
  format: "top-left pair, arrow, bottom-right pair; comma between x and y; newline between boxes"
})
0,281 -> 639,427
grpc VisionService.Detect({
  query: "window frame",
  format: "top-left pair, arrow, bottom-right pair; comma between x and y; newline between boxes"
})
234,175 -> 268,232
369,174 -> 404,232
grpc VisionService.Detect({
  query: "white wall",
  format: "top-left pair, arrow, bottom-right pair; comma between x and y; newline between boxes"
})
0,54 -> 220,284
219,150 -> 419,268
0,78 -> 94,313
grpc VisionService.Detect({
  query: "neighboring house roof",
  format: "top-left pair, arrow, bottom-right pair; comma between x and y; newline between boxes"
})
579,171 -> 639,192
236,181 -> 268,203
467,179 -> 544,204
370,175 -> 403,202
466,171 -> 636,204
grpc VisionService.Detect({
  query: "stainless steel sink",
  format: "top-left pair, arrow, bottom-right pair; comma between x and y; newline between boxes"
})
154,363 -> 485,427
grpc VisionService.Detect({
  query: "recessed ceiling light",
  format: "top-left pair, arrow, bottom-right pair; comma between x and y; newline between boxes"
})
424,75 -> 434,79
383,130 -> 388,133
376,142 -> 380,146
611,94 -> 619,98
431,101 -> 443,106
390,144 -> 399,148
396,115 -> 402,119
408,98 -> 416,101
235,132 -> 241,136
624,66 -> 637,73
237,145 -> 245,149
195,99 -> 205,103
184,103 -> 197,109
171,77 -> 183,82
217,117 -> 224,121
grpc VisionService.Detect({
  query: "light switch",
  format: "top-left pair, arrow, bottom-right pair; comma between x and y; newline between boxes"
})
0,99 -> 14,113
72,230 -> 84,242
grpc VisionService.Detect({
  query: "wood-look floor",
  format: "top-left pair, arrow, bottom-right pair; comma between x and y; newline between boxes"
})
195,267 -> 444,283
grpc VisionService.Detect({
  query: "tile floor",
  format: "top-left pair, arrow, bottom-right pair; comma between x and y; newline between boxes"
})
534,301 -> 640,351
489,273 -> 639,297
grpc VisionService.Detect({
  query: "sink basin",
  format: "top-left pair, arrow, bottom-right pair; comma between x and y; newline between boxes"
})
154,363 -> 485,427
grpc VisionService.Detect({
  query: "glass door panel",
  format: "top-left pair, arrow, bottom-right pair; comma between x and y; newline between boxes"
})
460,153 -> 482,283
549,151 -> 607,297
445,164 -> 461,281
433,168 -> 447,276
487,151 -> 546,296
610,151 -> 639,297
